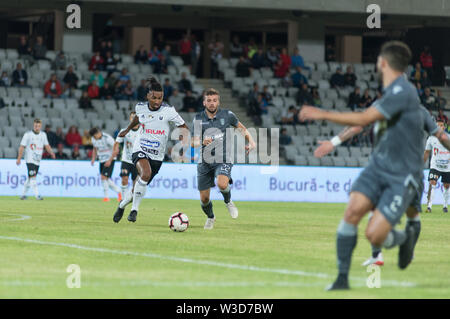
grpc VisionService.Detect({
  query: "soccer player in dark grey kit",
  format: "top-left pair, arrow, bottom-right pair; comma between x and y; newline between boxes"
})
192,88 -> 256,230
300,41 -> 450,290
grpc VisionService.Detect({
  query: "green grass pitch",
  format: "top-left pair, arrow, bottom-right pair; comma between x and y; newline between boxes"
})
0,196 -> 449,298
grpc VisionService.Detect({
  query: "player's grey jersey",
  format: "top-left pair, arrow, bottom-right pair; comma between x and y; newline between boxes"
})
371,76 -> 438,177
193,108 -> 239,163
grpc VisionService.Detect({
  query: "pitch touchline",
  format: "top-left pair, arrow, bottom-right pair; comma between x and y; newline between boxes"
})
0,213 -> 32,222
0,236 -> 415,287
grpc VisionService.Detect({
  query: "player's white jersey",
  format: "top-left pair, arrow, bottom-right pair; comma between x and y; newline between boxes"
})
116,127 -> 139,164
20,130 -> 49,166
426,135 -> 450,172
91,132 -> 115,163
132,101 -> 185,161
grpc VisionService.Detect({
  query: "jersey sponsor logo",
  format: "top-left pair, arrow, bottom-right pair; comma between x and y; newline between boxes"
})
140,139 -> 160,148
144,129 -> 166,135
393,85 -> 403,94
138,152 -> 145,158
159,116 -> 163,120
220,118 -> 225,125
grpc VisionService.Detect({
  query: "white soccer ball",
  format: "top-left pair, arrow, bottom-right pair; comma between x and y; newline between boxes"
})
168,212 -> 189,232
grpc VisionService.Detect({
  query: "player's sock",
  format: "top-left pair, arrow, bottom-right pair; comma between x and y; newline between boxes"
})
119,189 -> 133,209
22,178 -> 30,196
336,220 -> 357,280
371,246 -> 381,258
29,178 -> 39,197
201,200 -> 214,218
121,185 -> 128,199
131,177 -> 147,212
444,187 -> 449,208
406,215 -> 421,248
102,180 -> 109,198
382,229 -> 406,249
428,185 -> 436,208
220,185 -> 231,204
107,179 -> 121,194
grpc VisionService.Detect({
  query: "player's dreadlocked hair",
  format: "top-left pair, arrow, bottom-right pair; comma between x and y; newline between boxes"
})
146,76 -> 163,94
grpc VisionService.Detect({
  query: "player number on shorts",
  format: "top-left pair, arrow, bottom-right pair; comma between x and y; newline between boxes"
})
389,195 -> 402,213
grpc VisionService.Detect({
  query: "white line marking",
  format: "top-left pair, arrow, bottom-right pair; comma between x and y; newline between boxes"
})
0,213 -> 32,222
0,236 -> 416,288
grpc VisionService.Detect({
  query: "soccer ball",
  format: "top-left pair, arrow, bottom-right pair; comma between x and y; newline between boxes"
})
168,212 -> 189,232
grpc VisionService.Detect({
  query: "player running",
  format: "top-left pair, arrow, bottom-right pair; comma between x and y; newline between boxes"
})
191,88 -> 256,230
89,127 -> 122,202
17,118 -> 56,200
112,111 -> 140,199
424,119 -> 450,213
299,41 -> 450,290
113,76 -> 189,223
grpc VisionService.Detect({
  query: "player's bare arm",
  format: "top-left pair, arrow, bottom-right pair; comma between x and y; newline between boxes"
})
91,147 -> 97,166
314,126 -> 363,158
119,115 -> 140,138
435,128 -> 450,151
16,145 -> 25,165
299,105 -> 384,127
236,121 -> 256,154
423,149 -> 431,163
44,144 -> 56,159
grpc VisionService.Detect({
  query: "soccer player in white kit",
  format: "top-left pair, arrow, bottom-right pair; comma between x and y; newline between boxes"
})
113,77 -> 189,223
89,127 -> 122,202
424,119 -> 450,213
17,118 -> 56,200
112,111 -> 140,200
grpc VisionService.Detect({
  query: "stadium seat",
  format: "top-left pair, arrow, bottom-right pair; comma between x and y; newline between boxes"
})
294,155 -> 308,166
320,157 -> 334,166
333,157 -> 346,167
284,145 -> 298,162
0,137 -> 10,148
344,157 -> 359,167
336,147 -> 350,157
3,147 -> 17,158
349,147 -> 362,157
307,156 -> 320,166
358,158 -> 369,167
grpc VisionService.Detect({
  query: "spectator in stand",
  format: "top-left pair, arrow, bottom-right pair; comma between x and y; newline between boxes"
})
106,40 -> 114,56
247,83 -> 260,107
87,80 -> 100,99
154,54 -> 169,74
266,47 -> 279,68
261,85 -> 273,104
421,87 -> 436,110
360,89 -> 373,108
148,46 -> 161,65
44,125 -> 59,148
123,81 -> 136,100
247,94 -> 262,126
55,127 -> 65,145
82,129 -> 93,149
230,35 -> 244,59
103,51 -> 117,75
79,91 -> 93,109
291,66 -> 308,88
154,33 -> 166,51
256,93 -> 268,115
136,79 -> 147,101
99,40 -> 108,60
12,63 -> 29,87
291,48 -> 310,70
114,80 -> 126,100
325,43 -> 336,62
178,33 -> 192,67
246,37 -> 258,59
90,69 -> 104,88
89,51 -> 104,71
33,36 -> 48,61
311,87 -> 322,107
330,67 -> 346,88
178,72 -> 192,93
251,48 -> 266,69
420,46 -> 433,83
71,145 -> 82,160
163,78 -> 174,101
134,45 -> 148,64
347,87 -> 361,111
0,71 -> 10,86
63,65 -> 79,90
280,48 -> 291,69
191,34 -> 201,76
53,51 -> 67,70
410,62 -> 424,84
344,66 -> 357,87
437,108 -> 448,124
274,59 -> 289,78
420,70 -> 432,88
373,89 -> 382,103
104,73 -> 116,88
55,143 -> 69,159
182,90 -> 197,112
65,126 -> 82,148
296,83 -> 313,105
436,90 -> 447,110
17,35 -> 34,64
44,74 -> 62,98
416,82 -> 424,97
169,89 -> 183,111
118,68 -> 130,82
208,33 -> 224,78
161,44 -> 174,66
99,81 -> 115,100
236,56 -> 251,77
281,106 -> 300,125
279,128 -> 292,146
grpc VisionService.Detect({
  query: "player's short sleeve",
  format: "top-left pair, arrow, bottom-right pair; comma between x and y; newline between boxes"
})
115,129 -> 125,143
20,132 -> 29,147
228,110 -> 239,127
91,137 -> 96,148
373,85 -> 408,120
421,106 -> 439,136
425,137 -> 433,151
106,134 -> 115,147
168,107 -> 185,126
42,133 -> 49,146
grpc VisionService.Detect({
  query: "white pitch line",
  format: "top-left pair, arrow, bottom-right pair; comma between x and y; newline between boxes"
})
0,236 -> 416,288
0,213 -> 32,222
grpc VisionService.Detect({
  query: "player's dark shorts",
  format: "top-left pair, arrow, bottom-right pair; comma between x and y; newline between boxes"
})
197,162 -> 233,191
131,151 -> 163,185
351,163 -> 421,226
26,163 -> 39,178
120,162 -> 138,181
99,161 -> 115,178
428,168 -> 450,184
